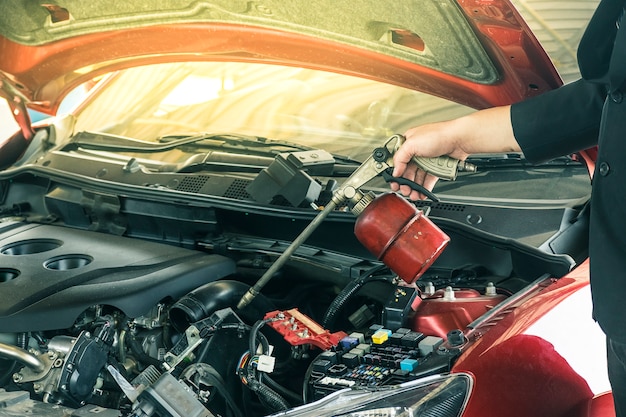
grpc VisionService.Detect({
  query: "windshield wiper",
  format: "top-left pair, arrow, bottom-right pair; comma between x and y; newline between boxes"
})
66,131 -> 280,153
464,153 -> 582,169
65,131 -> 361,166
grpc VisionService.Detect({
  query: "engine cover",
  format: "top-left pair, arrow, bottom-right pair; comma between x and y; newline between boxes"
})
0,222 -> 235,332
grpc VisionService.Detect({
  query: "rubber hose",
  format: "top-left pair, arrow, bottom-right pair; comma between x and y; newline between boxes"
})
244,320 -> 290,411
248,375 -> 290,412
260,373 -> 301,405
249,320 -> 270,356
169,280 -> 275,331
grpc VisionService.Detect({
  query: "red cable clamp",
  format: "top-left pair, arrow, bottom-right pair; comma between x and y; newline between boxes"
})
264,308 -> 347,350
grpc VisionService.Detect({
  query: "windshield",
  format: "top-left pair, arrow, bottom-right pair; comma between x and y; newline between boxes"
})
73,62 -> 472,162
71,61 -> 590,202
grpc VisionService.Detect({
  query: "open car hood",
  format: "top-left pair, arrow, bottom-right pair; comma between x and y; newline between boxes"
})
0,0 -> 561,118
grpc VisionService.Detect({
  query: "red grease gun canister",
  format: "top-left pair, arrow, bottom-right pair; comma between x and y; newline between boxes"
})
354,192 -> 450,284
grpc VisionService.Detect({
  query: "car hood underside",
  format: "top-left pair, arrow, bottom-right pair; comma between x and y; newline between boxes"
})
0,0 -> 560,117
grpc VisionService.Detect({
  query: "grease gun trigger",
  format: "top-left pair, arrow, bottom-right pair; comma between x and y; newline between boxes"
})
330,134 -> 401,206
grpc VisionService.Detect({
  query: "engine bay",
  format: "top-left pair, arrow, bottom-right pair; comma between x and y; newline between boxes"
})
0,169 -> 582,416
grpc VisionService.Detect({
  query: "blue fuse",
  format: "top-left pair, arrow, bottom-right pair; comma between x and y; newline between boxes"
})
340,336 -> 360,350
400,358 -> 419,372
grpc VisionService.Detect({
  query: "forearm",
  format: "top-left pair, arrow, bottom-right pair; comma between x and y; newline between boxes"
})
392,105 -> 518,199
394,105 -> 518,175
444,105 -> 520,159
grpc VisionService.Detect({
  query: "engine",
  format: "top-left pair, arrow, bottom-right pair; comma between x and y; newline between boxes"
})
0,218 -> 549,417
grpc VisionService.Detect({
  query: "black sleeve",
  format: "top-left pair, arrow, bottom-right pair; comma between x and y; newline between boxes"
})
510,78 -> 606,163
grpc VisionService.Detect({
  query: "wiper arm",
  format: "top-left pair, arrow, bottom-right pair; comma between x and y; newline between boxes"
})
158,151 -> 275,173
157,133 -> 362,165
158,132 -> 313,151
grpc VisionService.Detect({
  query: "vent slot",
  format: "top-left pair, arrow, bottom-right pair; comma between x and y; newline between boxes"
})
223,179 -> 252,200
176,176 -> 210,193
416,201 -> 467,212
432,203 -> 467,212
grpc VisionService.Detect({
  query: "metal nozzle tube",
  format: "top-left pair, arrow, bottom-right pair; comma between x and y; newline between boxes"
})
237,199 -> 338,310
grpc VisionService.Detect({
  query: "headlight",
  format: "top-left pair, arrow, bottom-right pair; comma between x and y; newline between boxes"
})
269,373 -> 472,417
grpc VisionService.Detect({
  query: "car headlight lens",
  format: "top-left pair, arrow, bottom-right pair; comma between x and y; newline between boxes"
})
270,373 -> 472,417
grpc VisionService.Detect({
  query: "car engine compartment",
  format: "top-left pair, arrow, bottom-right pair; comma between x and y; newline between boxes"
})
0,170 -> 581,417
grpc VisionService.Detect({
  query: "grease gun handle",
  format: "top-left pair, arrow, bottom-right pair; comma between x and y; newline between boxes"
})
392,135 -> 476,181
412,155 -> 476,181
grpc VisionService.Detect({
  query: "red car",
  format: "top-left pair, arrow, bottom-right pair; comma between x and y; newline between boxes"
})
0,1 -> 608,416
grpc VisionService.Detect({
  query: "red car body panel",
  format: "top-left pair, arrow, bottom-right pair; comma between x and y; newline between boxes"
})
411,288 -> 508,339
453,260 -> 613,417
590,393 -> 617,417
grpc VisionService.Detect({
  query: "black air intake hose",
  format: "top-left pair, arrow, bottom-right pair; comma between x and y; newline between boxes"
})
169,280 -> 275,331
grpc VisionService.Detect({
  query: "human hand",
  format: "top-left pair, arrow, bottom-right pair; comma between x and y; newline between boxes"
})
390,107 -> 517,200
391,123 -> 467,200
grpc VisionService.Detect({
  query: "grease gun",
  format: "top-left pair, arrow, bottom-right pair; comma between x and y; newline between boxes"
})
237,134 -> 476,309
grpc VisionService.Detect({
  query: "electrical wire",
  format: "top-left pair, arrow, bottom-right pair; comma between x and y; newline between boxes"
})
181,363 -> 244,417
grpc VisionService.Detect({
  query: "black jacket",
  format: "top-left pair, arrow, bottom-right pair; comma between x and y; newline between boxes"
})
511,0 -> 626,342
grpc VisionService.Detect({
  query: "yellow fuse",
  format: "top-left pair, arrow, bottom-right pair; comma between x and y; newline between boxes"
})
371,330 -> 389,344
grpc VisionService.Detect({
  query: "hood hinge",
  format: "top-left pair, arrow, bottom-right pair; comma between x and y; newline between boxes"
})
0,74 -> 35,141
